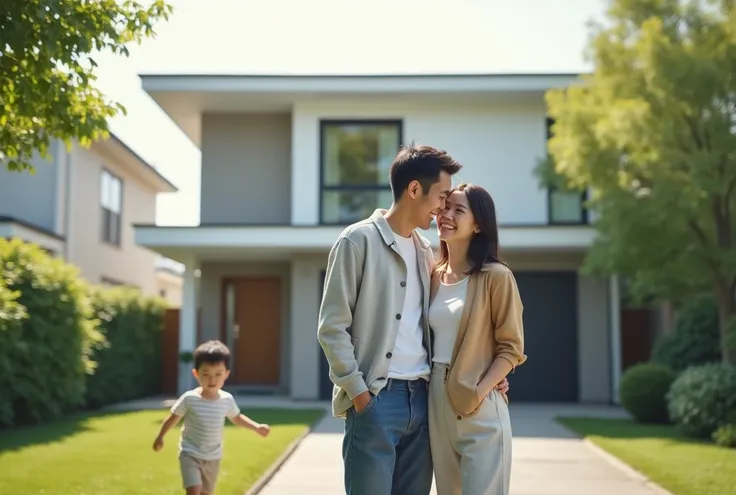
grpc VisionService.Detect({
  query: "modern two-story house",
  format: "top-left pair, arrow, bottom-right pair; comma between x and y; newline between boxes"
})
0,134 -> 179,298
135,73 -> 622,403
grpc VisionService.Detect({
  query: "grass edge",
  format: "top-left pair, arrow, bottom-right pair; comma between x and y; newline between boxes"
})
244,408 -> 328,495
555,417 -> 675,495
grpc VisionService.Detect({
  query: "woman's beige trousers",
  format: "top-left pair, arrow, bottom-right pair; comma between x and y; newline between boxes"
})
429,363 -> 512,495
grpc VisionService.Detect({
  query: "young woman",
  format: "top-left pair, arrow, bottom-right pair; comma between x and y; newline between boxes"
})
428,183 -> 526,495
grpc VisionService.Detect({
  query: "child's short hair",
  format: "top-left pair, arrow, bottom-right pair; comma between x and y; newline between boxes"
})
193,340 -> 231,370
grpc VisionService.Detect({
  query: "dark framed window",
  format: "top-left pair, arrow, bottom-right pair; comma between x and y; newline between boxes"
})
546,118 -> 587,224
100,169 -> 122,245
319,120 -> 402,225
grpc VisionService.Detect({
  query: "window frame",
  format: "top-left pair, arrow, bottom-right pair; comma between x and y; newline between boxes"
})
100,168 -> 123,246
545,118 -> 588,225
318,119 -> 403,225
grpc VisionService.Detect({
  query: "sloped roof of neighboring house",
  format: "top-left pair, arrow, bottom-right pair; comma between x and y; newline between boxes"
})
92,133 -> 178,193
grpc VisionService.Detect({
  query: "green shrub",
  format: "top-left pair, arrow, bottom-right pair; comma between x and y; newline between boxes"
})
0,283 -> 28,424
0,238 -> 102,426
713,423 -> 736,448
619,362 -> 677,424
667,362 -> 736,438
85,286 -> 167,408
651,293 -> 721,372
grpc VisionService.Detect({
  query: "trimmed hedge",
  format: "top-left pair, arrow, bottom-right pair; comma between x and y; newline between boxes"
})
0,239 -> 101,426
0,238 -> 169,426
667,362 -> 736,439
619,362 -> 676,424
0,283 -> 28,425
85,286 -> 167,408
652,293 -> 721,372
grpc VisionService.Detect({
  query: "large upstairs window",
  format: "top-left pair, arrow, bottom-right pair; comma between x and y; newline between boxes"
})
320,120 -> 402,224
546,118 -> 587,224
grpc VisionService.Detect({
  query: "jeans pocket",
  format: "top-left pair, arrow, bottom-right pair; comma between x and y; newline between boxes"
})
355,394 -> 377,417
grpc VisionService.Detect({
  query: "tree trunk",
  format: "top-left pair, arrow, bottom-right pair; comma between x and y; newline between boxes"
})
715,281 -> 736,365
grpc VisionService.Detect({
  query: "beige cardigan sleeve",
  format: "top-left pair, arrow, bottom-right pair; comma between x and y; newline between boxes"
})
490,269 -> 527,370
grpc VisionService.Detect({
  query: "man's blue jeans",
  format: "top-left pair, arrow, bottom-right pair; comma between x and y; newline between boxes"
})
342,378 -> 433,495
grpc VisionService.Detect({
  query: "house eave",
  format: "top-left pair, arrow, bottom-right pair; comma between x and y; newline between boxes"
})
140,72 -> 583,93
139,73 -> 586,147
0,216 -> 66,254
134,223 -> 596,263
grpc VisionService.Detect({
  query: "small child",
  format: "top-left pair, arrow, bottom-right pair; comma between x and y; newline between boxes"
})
153,340 -> 270,495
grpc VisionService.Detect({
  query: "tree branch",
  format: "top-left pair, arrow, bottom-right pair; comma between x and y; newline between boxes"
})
712,199 -> 730,249
684,114 -> 706,151
688,219 -> 722,276
689,219 -> 710,249
724,172 -> 736,205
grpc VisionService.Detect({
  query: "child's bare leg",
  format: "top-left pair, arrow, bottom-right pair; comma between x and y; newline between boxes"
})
185,486 -> 201,495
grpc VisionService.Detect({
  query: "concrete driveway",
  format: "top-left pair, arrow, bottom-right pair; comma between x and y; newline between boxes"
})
257,404 -> 671,495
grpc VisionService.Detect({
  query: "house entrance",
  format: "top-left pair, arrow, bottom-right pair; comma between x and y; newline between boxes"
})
222,277 -> 281,386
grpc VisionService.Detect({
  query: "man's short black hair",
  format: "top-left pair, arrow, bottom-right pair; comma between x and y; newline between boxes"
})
193,340 -> 231,370
389,143 -> 462,201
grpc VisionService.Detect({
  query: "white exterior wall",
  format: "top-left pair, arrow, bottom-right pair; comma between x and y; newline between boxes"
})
291,99 -> 549,226
289,255 -> 325,400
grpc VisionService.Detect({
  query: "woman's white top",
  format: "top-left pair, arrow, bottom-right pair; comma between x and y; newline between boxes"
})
429,276 -> 470,365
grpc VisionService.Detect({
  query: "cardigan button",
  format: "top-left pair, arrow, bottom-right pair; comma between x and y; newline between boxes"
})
386,352 -> 392,358
400,281 -> 406,287
457,415 -> 462,420
395,314 -> 402,320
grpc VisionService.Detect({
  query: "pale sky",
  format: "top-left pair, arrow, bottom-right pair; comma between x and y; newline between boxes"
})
93,0 -> 607,226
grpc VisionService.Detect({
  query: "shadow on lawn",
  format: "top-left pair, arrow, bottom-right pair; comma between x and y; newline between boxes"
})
0,410 -> 130,454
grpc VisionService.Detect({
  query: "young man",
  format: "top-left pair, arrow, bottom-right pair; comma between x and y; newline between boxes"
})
318,144 -> 509,495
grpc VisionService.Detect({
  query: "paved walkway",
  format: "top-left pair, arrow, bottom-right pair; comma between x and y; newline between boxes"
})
258,404 -> 671,495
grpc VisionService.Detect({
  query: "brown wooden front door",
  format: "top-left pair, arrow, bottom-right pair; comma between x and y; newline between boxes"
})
222,277 -> 281,385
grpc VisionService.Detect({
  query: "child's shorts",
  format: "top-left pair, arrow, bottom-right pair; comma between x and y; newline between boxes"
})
179,452 -> 221,493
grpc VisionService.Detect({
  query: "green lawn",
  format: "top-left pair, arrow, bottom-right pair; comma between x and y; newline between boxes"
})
559,417 -> 736,495
0,408 -> 324,495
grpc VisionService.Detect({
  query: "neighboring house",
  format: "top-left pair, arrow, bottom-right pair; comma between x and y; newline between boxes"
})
156,256 -> 184,307
135,73 -> 622,403
0,134 -> 177,296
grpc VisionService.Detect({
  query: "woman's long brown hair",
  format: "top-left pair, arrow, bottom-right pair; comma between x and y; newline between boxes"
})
435,183 -> 504,276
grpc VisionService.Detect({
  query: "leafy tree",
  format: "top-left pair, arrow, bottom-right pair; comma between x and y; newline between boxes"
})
538,0 -> 736,363
0,0 -> 173,172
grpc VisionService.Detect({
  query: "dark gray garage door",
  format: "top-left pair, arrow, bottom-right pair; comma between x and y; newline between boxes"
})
510,271 -> 579,402
318,270 -> 579,402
